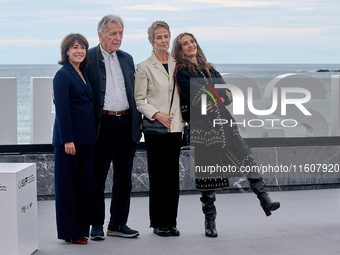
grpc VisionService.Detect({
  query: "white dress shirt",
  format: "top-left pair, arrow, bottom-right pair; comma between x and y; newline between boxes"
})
100,44 -> 129,111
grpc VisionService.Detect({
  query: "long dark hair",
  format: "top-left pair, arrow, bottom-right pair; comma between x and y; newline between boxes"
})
171,32 -> 215,92
58,33 -> 89,68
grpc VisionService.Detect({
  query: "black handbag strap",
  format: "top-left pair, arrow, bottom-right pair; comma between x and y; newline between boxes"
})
168,80 -> 176,115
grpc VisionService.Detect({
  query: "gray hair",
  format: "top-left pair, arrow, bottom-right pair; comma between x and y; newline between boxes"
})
97,14 -> 124,35
147,21 -> 170,44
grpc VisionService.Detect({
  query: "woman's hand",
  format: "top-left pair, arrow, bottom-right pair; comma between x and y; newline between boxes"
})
220,90 -> 232,105
207,101 -> 214,113
153,112 -> 172,128
225,90 -> 232,102
64,142 -> 76,155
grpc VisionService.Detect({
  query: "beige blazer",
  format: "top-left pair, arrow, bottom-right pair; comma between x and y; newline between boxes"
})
135,51 -> 184,133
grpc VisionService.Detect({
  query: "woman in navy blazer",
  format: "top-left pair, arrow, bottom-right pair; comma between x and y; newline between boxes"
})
52,33 -> 96,244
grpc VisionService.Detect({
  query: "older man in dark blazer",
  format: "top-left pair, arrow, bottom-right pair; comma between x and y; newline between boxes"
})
85,14 -> 141,240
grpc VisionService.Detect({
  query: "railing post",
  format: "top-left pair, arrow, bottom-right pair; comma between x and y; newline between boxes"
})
30,77 -> 54,144
0,78 -> 17,145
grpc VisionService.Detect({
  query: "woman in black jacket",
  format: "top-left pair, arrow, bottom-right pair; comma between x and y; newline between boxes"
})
53,34 -> 96,244
172,32 -> 280,238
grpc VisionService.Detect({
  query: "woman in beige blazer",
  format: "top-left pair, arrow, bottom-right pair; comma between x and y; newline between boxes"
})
135,21 -> 184,237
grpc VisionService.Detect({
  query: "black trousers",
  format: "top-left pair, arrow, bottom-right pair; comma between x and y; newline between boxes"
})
144,132 -> 182,228
91,114 -> 136,227
54,145 -> 94,239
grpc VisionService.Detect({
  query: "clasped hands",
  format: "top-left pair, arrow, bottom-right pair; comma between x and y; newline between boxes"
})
153,112 -> 172,129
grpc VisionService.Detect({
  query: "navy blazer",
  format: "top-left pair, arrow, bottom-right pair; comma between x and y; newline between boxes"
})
52,62 -> 96,146
85,44 -> 141,142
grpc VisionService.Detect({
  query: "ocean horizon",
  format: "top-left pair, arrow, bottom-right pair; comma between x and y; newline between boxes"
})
0,63 -> 339,143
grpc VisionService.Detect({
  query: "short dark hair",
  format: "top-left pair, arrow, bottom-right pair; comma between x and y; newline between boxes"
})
58,33 -> 89,68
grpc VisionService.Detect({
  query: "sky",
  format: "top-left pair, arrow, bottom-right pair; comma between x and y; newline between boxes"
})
0,0 -> 340,64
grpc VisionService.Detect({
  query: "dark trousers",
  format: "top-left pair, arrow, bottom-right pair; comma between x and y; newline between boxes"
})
91,114 -> 136,227
144,132 -> 182,228
54,145 -> 94,239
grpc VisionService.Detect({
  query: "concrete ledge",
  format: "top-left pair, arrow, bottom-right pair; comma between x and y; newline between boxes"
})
0,145 -> 339,198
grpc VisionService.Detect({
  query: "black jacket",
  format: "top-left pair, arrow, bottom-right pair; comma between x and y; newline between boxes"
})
176,66 -> 234,147
52,62 -> 96,146
85,44 -> 141,142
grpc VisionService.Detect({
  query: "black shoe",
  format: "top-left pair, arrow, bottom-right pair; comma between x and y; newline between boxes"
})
248,178 -> 280,217
90,225 -> 105,241
153,227 -> 170,237
168,227 -> 180,236
205,218 -> 218,237
107,224 -> 139,238
260,200 -> 280,216
258,193 -> 280,217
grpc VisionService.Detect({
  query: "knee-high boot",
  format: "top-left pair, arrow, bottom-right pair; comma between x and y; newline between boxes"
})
200,190 -> 218,237
248,176 -> 280,216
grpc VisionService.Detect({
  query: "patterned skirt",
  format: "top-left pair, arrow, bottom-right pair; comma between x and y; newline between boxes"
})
193,126 -> 258,191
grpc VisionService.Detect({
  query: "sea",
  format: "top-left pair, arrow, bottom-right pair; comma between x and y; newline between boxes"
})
0,64 -> 339,144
